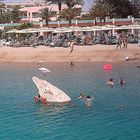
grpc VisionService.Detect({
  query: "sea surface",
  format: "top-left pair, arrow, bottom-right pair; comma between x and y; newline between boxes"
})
0,62 -> 140,140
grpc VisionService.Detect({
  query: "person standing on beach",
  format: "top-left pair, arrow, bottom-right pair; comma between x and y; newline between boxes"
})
116,34 -> 122,50
122,35 -> 128,49
138,39 -> 140,47
86,34 -> 91,45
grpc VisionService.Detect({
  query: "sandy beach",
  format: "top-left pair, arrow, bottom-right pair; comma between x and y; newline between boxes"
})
0,44 -> 139,62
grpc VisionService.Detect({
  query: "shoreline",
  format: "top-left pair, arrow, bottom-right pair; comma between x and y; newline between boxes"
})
0,44 -> 139,63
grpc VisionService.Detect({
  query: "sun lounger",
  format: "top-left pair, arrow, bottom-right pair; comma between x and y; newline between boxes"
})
138,39 -> 140,47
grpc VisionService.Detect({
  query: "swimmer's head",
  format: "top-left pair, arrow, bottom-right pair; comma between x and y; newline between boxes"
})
110,78 -> 113,82
87,95 -> 91,98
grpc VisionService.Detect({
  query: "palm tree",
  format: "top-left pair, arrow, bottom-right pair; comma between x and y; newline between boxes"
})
40,7 -> 56,26
60,7 -> 81,26
106,0 -> 133,18
89,0 -> 115,25
63,0 -> 83,8
45,0 -> 83,13
131,0 -> 140,17
0,2 -> 6,15
19,22 -> 33,30
88,6 -> 98,25
10,5 -> 21,23
0,12 -> 10,23
47,0 -> 63,13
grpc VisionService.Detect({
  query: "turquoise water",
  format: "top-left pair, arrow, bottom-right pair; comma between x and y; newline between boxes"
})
0,62 -> 140,140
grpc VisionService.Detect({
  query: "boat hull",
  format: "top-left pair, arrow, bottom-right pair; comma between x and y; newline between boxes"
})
32,77 -> 71,103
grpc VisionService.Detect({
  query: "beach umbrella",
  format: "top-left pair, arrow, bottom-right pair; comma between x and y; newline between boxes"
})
104,25 -> 117,29
39,27 -> 54,32
53,28 -> 73,33
7,28 -> 39,34
127,24 -> 140,35
118,25 -> 131,30
18,30 -> 38,33
54,30 -> 73,33
78,27 -> 93,31
127,24 -> 140,29
89,26 -> 102,31
103,25 -> 120,35
67,26 -> 81,31
6,29 -> 19,33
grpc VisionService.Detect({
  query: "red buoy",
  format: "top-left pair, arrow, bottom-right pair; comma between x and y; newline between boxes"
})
103,64 -> 112,70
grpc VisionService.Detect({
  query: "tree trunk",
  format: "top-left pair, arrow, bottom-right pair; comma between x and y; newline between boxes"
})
103,17 -> 106,24
94,19 -> 97,26
0,10 -> 2,15
69,19 -> 71,26
45,19 -> 48,27
58,0 -> 62,13
100,18 -> 102,26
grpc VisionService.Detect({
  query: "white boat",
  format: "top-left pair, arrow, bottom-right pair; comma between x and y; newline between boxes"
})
32,77 -> 71,103
39,67 -> 52,73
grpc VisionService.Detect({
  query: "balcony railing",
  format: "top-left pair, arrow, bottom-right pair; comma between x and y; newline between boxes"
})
0,18 -> 140,27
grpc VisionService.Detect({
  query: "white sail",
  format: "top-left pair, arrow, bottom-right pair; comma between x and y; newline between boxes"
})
32,77 -> 71,103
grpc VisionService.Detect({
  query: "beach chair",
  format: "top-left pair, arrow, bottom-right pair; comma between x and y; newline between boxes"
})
63,40 -> 70,48
79,39 -> 86,46
44,39 -> 52,46
5,41 -> 15,47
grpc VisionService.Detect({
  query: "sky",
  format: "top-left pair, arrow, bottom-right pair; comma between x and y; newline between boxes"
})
3,0 -> 95,11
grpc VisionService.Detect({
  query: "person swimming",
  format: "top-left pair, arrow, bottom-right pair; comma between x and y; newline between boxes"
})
78,93 -> 85,100
70,62 -> 74,66
137,65 -> 140,69
85,95 -> 94,107
78,93 -> 94,107
119,78 -> 125,86
106,78 -> 114,87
